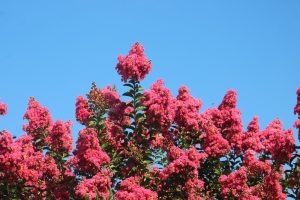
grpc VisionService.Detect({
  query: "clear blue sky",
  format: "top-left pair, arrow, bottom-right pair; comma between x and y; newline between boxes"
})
0,1 -> 299,144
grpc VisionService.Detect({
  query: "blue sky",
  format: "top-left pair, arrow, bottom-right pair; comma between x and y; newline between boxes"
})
0,1 -> 299,144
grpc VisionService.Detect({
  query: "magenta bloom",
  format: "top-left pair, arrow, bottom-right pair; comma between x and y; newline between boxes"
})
242,116 -> 264,152
294,87 -> 300,140
46,120 -> 73,154
76,96 -> 93,125
116,43 -> 152,82
100,85 -> 121,106
142,79 -> 176,130
0,100 -> 7,116
219,167 -> 258,199
218,90 -> 243,153
262,119 -> 295,163
294,119 -> 300,141
23,98 -> 52,137
262,171 -> 286,199
160,147 -> 207,180
199,108 -> 230,157
175,86 -> 202,131
75,169 -> 111,200
70,128 -> 110,175
294,87 -> 300,115
114,176 -> 157,200
243,150 -> 271,175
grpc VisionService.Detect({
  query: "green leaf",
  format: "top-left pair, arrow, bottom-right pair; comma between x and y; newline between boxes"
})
135,93 -> 144,100
135,106 -> 146,112
123,83 -> 134,88
88,121 -> 96,127
138,87 -> 144,91
123,90 -> 134,98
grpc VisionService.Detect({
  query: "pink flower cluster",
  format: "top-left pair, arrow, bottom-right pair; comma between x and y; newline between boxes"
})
116,43 -> 152,82
243,150 -> 271,175
142,79 -> 176,130
76,96 -> 93,125
0,100 -> 7,116
218,90 -> 244,152
262,119 -> 295,163
114,176 -> 157,200
199,109 -> 230,157
294,87 -> 300,140
219,150 -> 286,199
198,90 -> 244,156
158,147 -> 207,198
103,120 -> 124,150
175,86 -> 202,131
242,116 -> 264,152
45,120 -> 73,154
100,85 -> 121,106
185,178 -> 205,200
160,146 -> 206,181
109,102 -> 133,126
70,128 -> 110,175
294,87 -> 300,115
262,171 -> 286,199
75,169 -> 112,200
219,167 -> 257,199
23,98 -> 52,139
0,131 -> 61,197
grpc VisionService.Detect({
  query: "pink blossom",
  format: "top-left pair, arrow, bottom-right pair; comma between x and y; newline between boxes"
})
151,133 -> 165,149
45,120 -> 73,154
0,100 -> 7,116
103,120 -> 124,150
262,119 -> 295,163
116,43 -> 152,82
294,87 -> 300,140
114,176 -> 157,200
109,102 -> 133,126
13,135 -> 46,189
76,96 -> 93,125
52,185 -> 71,200
71,128 -> 110,175
218,90 -> 243,153
43,155 -> 61,182
175,86 -> 202,131
201,125 -> 230,157
167,146 -> 184,160
0,131 -> 13,152
294,119 -> 300,141
219,167 -> 256,199
262,171 -> 286,199
218,90 -> 237,110
75,169 -> 112,200
243,150 -> 271,175
100,85 -> 121,106
242,116 -> 264,152
200,109 -> 230,157
142,79 -> 176,130
294,87 -> 300,115
0,133 -> 60,195
185,179 -> 205,200
160,147 -> 206,180
23,98 -> 52,141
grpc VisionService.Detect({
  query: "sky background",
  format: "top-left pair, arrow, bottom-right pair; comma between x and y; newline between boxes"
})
0,1 -> 299,145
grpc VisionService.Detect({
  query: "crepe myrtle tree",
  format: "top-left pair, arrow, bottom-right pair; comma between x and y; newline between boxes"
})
0,43 -> 299,200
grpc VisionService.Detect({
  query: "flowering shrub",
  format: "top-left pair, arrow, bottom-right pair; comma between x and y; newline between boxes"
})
0,42 -> 299,199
